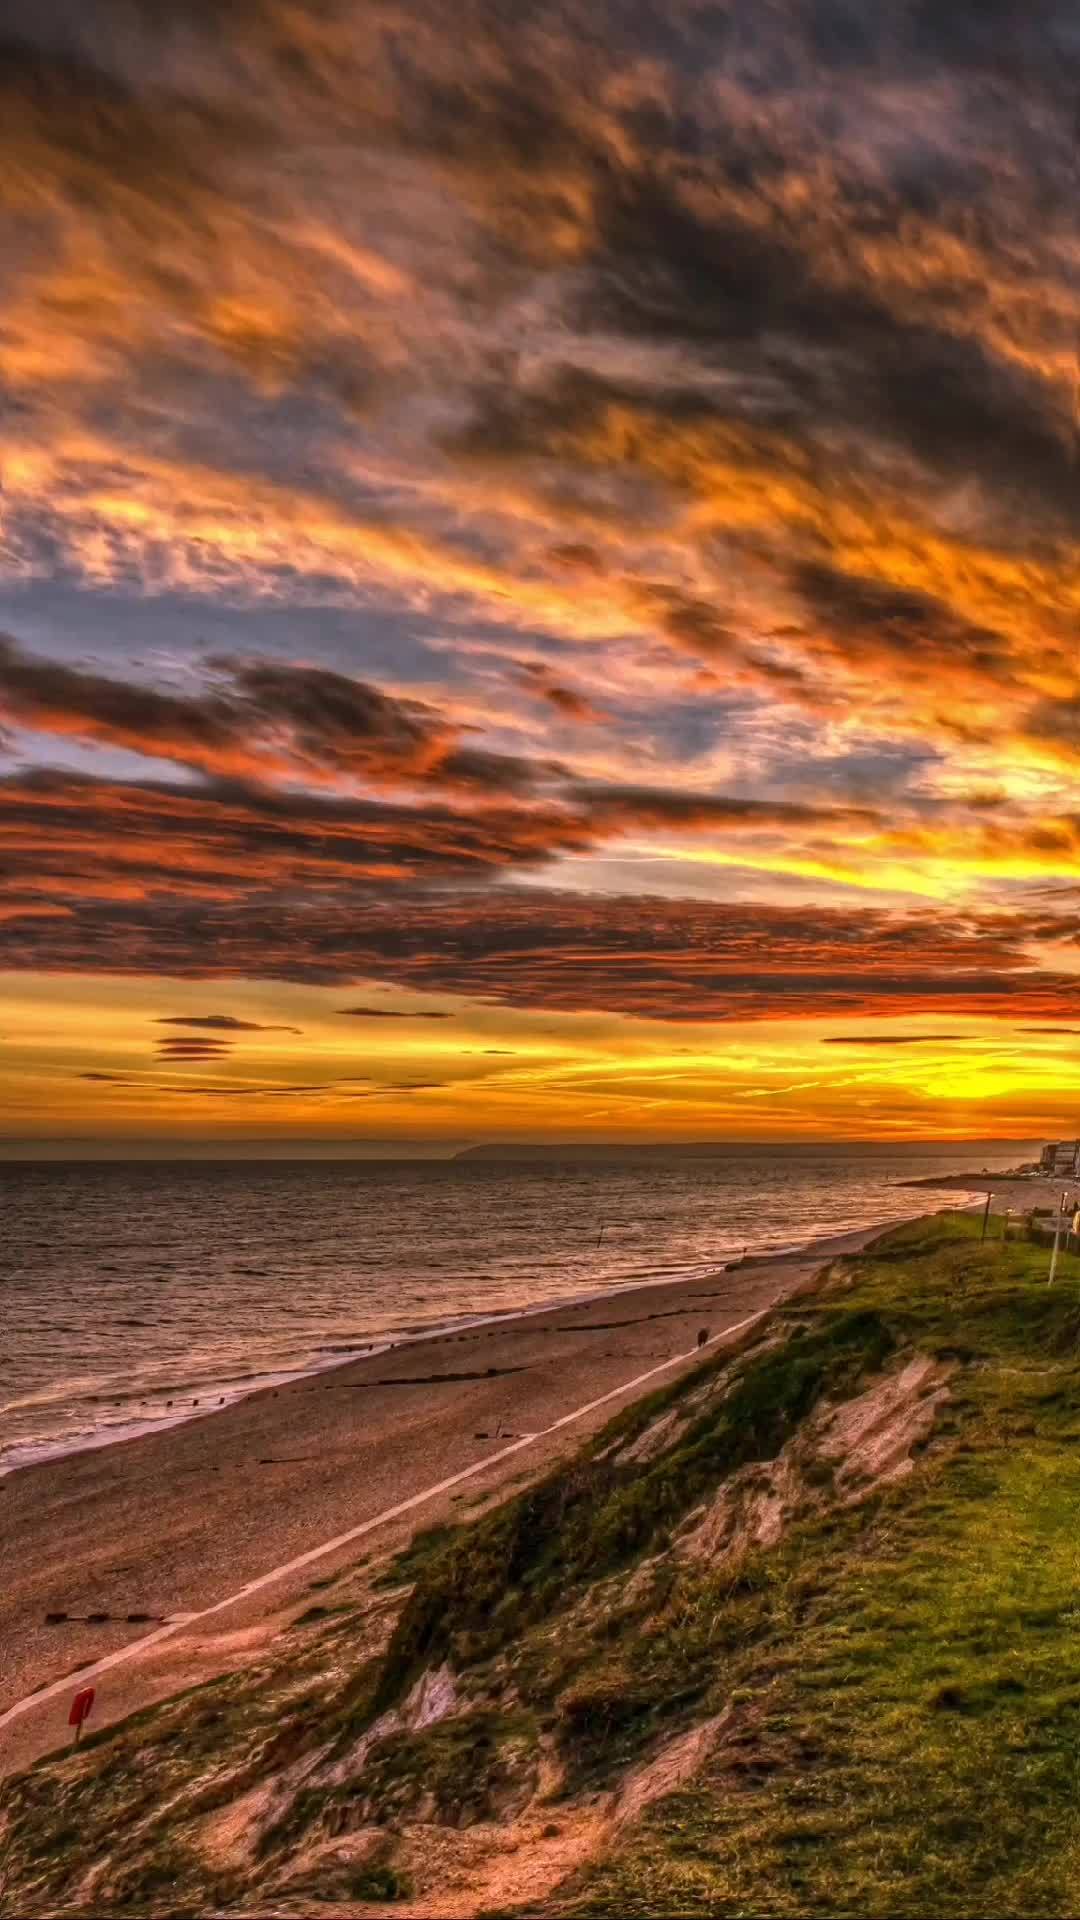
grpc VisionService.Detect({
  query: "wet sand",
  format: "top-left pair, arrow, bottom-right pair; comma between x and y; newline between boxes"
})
1,1215 -> 931,1775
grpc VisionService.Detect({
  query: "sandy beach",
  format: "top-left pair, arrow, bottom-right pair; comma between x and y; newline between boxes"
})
1,1213 -> 952,1777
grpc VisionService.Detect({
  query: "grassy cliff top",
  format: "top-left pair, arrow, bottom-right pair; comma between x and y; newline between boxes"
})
5,1213 -> 1080,1917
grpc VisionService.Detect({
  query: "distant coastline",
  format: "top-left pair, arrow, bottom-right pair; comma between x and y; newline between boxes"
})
454,1141 -> 757,1161
455,1139 -> 1039,1163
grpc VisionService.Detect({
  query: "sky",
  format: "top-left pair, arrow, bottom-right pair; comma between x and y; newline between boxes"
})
1,0 -> 1079,1152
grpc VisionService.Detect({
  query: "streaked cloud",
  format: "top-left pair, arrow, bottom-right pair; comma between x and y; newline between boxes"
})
155,1013 -> 301,1031
6,883 -> 1080,1025
338,1007 -> 452,1020
821,1034 -> 970,1048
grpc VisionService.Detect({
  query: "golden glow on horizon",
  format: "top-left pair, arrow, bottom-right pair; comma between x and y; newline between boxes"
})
3,972 -> 1079,1151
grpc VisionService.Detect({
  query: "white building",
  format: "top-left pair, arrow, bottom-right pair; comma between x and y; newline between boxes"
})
1040,1141 -> 1080,1177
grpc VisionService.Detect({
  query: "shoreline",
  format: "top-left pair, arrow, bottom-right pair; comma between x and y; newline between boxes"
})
0,1304 -> 772,1753
0,1189 -> 980,1483
0,1208 -> 941,1778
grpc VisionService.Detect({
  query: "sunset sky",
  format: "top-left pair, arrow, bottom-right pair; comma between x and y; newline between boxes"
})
2,0 -> 1079,1151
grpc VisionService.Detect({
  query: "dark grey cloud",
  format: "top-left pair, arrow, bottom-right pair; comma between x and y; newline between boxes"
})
624,583 -> 741,662
0,637 -> 543,796
517,662 -> 605,724
0,20 -> 264,224
0,764 -> 594,899
155,1014 -> 301,1031
337,1006 -> 452,1018
791,564 -> 1013,697
155,1035 -> 233,1059
569,783 -> 876,832
0,646 -> 889,902
222,658 -> 545,794
435,2 -> 1078,534
1019,696 -> 1080,764
8,883 -> 1080,1025
156,1034 -> 230,1047
821,1033 -> 970,1046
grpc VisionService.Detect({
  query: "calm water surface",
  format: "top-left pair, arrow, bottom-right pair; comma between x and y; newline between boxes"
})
0,1143 -> 1031,1472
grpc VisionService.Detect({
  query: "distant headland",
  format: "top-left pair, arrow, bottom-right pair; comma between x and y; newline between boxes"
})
454,1141 -> 743,1161
452,1141 -> 1036,1164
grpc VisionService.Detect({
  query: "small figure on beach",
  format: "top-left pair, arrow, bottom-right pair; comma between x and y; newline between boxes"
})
697,1327 -> 709,1349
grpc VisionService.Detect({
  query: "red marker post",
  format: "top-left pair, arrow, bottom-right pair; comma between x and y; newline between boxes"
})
68,1685 -> 95,1745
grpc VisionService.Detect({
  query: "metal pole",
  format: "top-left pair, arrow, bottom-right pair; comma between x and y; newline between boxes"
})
980,1191 -> 993,1241
1049,1190 -> 1067,1285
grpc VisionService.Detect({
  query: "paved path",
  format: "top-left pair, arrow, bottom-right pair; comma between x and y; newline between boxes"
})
0,1216 -> 908,1775
0,1310 -> 768,1745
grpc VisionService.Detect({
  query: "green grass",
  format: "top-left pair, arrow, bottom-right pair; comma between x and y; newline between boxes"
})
359,1707 -> 540,1824
290,1601 -> 359,1627
572,1447 -> 1080,1916
0,1645 -> 384,1911
371,1520 -> 463,1590
377,1307 -> 894,1707
260,1705 -> 539,1860
565,1215 -> 1080,1916
345,1860 -> 414,1901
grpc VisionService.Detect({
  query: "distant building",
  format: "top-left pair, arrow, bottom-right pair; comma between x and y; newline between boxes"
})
1040,1141 -> 1080,1176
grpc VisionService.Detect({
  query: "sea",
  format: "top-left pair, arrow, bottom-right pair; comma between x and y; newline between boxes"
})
0,1141 -> 1034,1475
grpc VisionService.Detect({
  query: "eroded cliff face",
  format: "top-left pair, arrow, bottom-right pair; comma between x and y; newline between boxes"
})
8,1214 -> 1080,1920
